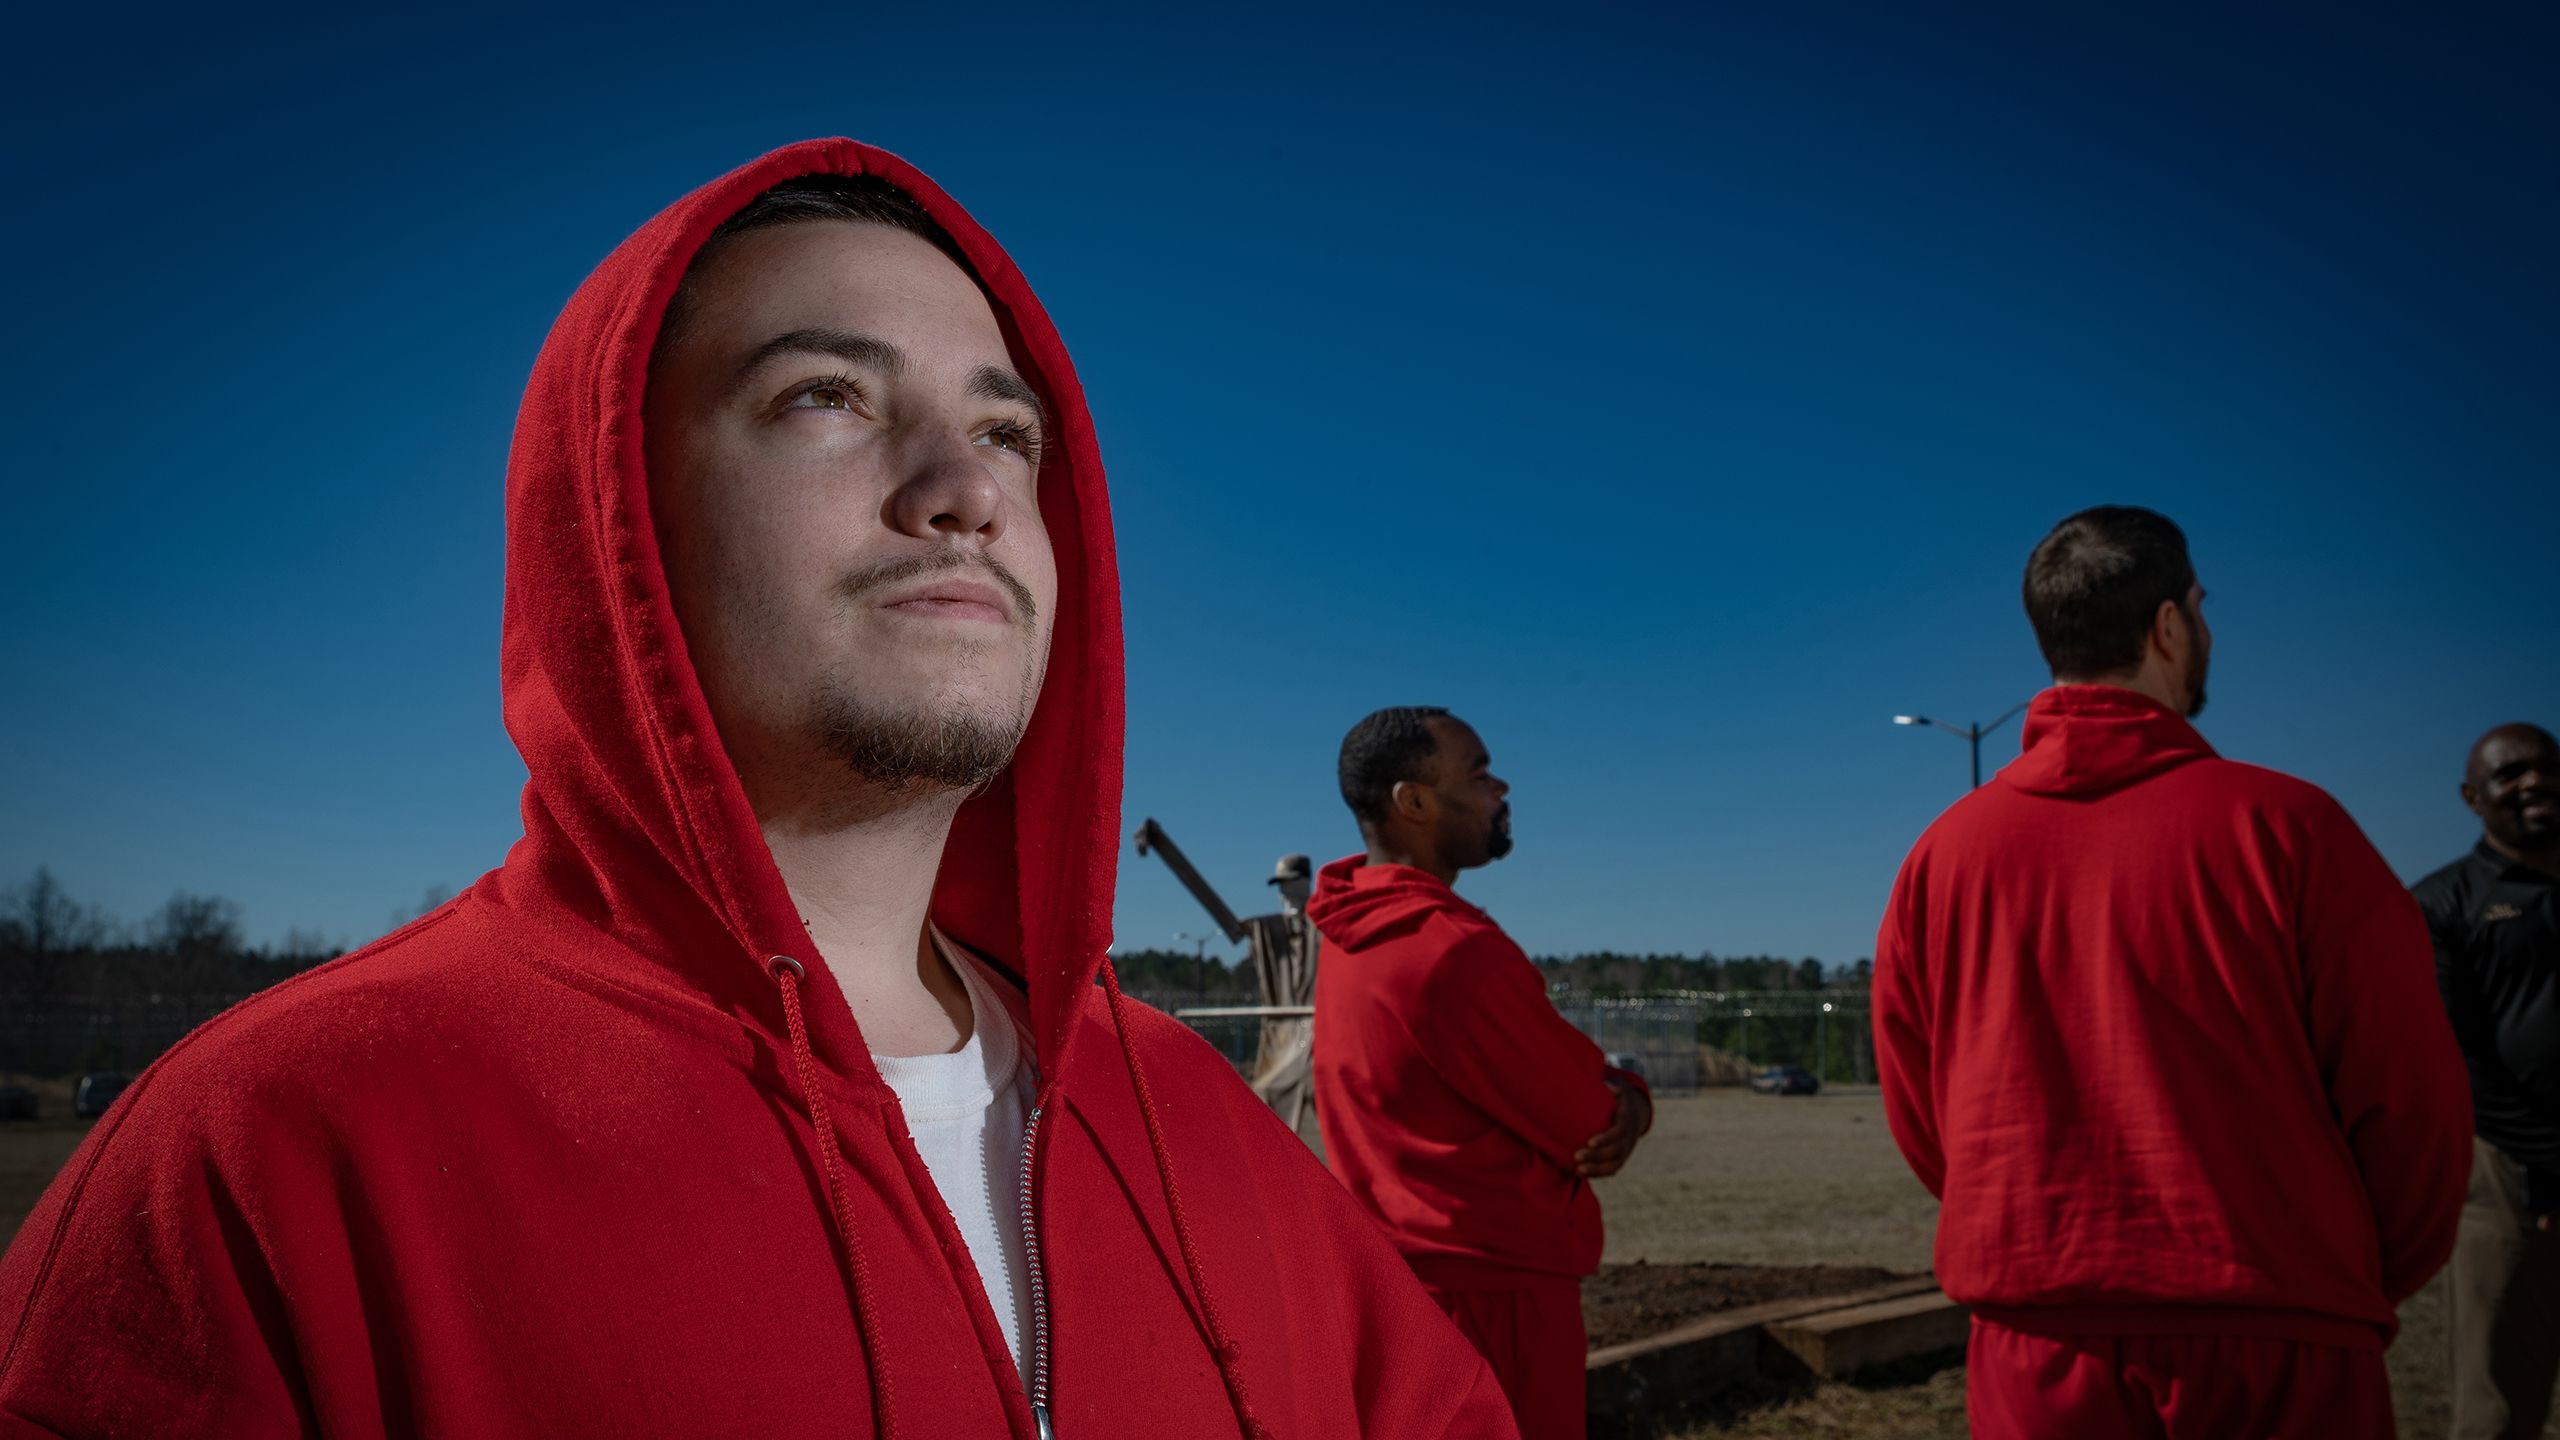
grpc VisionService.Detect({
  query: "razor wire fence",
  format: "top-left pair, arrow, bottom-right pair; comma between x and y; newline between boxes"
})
1551,996 -> 1705,1094
1156,985 -> 1877,1097
1134,992 -> 1264,1070
1557,989 -> 1875,1087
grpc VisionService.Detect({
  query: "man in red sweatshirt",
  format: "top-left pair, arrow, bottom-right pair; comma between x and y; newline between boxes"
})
0,142 -> 1516,1438
1311,707 -> 1652,1439
1874,505 -> 2470,1437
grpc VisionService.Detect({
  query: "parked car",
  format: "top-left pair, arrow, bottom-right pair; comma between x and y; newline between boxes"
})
0,1085 -> 37,1121
72,1072 -> 131,1119
1749,1064 -> 1820,1096
1603,1051 -> 1647,1082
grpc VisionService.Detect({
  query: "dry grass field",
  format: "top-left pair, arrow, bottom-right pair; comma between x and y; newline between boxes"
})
0,1086 -> 2515,1435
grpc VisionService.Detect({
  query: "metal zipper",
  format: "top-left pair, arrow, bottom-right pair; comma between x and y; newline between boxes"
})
1019,1101 -> 1053,1439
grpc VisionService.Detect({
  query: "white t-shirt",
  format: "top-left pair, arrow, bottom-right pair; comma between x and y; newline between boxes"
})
868,928 -> 1039,1374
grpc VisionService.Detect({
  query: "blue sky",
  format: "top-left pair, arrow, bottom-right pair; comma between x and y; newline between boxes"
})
4,3 -> 2552,967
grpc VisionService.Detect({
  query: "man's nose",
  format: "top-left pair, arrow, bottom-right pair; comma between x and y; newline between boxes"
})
883,430 -> 1004,544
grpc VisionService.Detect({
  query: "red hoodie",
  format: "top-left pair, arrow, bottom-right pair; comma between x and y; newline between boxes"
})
0,141 -> 1514,1440
1873,685 -> 2470,1348
1308,858 -> 1638,1287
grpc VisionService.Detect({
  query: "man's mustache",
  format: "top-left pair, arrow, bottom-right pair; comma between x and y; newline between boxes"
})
839,550 -> 1039,627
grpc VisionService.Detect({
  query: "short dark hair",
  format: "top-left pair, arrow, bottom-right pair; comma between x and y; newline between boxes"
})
1338,707 -> 1452,828
660,174 -> 975,342
2023,506 -> 2197,679
705,174 -> 970,268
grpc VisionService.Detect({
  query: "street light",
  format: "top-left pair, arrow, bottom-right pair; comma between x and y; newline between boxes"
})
1892,700 -> 2033,789
1174,931 -> 1212,1001
1819,1000 -> 1833,1084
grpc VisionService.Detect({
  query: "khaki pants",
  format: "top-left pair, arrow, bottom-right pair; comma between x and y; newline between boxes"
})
2452,1138 -> 2560,1440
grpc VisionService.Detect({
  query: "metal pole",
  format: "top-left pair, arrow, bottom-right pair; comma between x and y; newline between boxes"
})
1819,1006 -> 1829,1082
1970,725 -> 1982,789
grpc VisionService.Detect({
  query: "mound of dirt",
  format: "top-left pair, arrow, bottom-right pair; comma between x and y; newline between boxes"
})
1583,1260 -> 1912,1350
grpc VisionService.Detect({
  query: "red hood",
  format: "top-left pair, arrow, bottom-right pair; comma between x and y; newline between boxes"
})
492,138 -> 1121,1080
1998,685 -> 2217,799
0,141 -> 1523,1440
1306,855 -> 1488,948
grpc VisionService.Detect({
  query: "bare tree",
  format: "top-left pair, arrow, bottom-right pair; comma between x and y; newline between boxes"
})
389,885 -> 455,933
0,868 -> 110,1021
152,892 -> 243,956
273,928 -> 341,966
144,892 -> 245,1004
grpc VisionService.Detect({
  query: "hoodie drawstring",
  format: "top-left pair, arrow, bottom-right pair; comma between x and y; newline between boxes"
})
1097,961 -> 1272,1440
770,954 -> 901,1440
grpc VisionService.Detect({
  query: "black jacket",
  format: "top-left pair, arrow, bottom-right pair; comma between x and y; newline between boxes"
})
2416,839 -> 2560,1209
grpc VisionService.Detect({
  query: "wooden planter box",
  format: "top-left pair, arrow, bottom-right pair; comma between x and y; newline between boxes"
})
1585,1276 -> 1967,1434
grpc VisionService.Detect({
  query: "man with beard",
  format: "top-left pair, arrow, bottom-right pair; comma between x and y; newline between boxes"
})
0,143 -> 1515,1438
1873,505 -> 2469,1438
1310,707 -> 1651,1439
2419,722 -> 2560,1440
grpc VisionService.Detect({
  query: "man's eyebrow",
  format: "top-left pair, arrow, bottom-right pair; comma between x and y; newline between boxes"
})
970,364 -> 1048,428
729,328 -> 907,396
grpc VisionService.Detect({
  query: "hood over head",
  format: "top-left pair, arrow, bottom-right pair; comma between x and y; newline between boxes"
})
1998,685 -> 2216,799
494,139 -> 1121,1078
1307,854 -> 1485,949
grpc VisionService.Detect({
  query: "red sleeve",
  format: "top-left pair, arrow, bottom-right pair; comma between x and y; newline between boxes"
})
1408,930 -> 1620,1172
1120,1007 -> 1525,1439
1603,1065 -> 1654,1132
0,1073 -> 312,1436
2299,800 -> 2473,1303
1873,856 -> 1944,1198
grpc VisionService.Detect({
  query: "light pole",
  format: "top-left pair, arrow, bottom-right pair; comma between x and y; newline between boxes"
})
1892,700 -> 2032,789
1174,931 -> 1211,1002
1819,1000 -> 1833,1084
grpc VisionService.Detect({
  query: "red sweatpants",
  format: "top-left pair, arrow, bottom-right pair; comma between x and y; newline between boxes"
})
1423,1280 -> 1586,1440
1967,1318 -> 2394,1439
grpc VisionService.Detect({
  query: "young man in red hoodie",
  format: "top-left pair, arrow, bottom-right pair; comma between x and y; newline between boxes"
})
1874,505 -> 2471,1437
1310,707 -> 1652,1439
0,142 -> 1516,1438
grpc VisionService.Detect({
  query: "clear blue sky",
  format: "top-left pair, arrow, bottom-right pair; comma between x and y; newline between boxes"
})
4,3 -> 2552,967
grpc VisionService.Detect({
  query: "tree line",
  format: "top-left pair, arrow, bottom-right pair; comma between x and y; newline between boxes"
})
1107,947 -> 1872,1003
1533,951 -> 1873,996
3,868 -> 1866,1079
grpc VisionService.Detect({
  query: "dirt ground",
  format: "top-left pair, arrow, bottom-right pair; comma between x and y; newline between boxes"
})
1583,1261 -> 1907,1350
0,1087 -> 2513,1435
0,1122 -> 96,1251
1591,1087 -> 2493,1438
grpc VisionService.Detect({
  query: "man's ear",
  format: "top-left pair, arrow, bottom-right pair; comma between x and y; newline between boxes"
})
2462,781 -> 2486,818
2150,598 -> 2186,665
1389,778 -> 1432,824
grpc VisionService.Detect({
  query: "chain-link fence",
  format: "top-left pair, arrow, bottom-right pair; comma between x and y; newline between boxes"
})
1140,993 -> 1262,1071
1582,990 -> 1875,1087
1131,988 -> 1879,1093
0,995 -> 266,1077
1552,996 -> 1704,1094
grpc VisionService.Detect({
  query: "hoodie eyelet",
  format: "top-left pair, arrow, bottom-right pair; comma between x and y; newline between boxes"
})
768,954 -> 807,982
